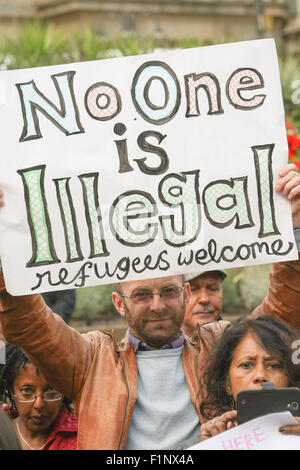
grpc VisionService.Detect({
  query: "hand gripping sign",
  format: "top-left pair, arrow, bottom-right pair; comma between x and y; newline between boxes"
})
0,38 -> 297,295
188,412 -> 300,450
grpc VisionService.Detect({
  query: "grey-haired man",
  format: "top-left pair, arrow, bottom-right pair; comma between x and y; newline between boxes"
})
183,269 -> 227,337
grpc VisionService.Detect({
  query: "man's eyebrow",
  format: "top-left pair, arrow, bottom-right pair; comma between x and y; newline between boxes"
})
134,283 -> 179,290
131,287 -> 152,292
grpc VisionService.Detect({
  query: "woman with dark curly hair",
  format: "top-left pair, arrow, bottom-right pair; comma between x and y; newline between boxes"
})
0,344 -> 78,450
199,315 -> 300,441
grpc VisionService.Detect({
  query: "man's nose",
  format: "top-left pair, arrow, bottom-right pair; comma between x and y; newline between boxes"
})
149,293 -> 166,311
196,288 -> 210,304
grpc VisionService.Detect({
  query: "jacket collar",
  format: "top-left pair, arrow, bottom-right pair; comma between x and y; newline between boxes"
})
127,329 -> 185,353
46,407 -> 77,439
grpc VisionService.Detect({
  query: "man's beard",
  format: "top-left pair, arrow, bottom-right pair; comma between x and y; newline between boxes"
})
123,299 -> 185,348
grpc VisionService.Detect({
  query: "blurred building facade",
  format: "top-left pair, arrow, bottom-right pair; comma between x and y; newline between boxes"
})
284,0 -> 300,52
0,0 -> 298,52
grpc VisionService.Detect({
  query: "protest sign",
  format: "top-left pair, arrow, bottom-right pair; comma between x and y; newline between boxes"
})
0,38 -> 297,294
187,412 -> 300,450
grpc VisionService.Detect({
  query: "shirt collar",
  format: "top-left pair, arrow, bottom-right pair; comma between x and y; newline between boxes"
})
127,329 -> 185,353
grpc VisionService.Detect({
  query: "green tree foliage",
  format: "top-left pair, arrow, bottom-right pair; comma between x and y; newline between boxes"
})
74,284 -> 117,323
108,33 -> 157,57
278,55 -> 300,127
222,265 -> 270,315
69,27 -> 108,62
0,20 -> 69,69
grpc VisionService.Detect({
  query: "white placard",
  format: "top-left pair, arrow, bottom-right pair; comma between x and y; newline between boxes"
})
0,38 -> 297,294
188,412 -> 300,450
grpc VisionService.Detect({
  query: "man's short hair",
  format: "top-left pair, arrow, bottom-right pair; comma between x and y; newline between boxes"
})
114,282 -> 123,294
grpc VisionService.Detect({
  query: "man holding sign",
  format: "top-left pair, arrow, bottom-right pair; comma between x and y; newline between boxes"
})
1,39 -> 300,449
1,166 -> 300,450
0,38 -> 299,292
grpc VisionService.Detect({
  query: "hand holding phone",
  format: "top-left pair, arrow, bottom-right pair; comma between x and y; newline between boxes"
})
237,382 -> 300,425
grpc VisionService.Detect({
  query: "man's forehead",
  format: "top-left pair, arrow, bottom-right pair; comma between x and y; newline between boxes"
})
120,275 -> 183,291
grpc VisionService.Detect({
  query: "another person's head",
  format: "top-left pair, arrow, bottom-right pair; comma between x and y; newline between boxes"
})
112,275 -> 190,348
200,315 -> 300,419
183,270 -> 227,336
0,345 -> 70,435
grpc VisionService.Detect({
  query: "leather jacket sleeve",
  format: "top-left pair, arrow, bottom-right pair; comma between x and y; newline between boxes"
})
251,253 -> 300,333
0,271 -> 97,400
1,254 -> 300,400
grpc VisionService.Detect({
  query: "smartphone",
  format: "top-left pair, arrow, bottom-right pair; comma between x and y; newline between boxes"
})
237,385 -> 300,425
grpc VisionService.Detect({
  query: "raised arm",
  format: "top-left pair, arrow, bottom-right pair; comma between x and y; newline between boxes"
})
252,164 -> 300,333
0,271 -> 98,400
252,254 -> 300,333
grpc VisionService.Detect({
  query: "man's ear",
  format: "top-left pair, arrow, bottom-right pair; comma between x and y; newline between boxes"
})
184,282 -> 191,304
112,292 -> 126,318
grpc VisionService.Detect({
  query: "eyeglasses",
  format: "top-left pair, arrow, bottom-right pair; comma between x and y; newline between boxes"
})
13,390 -> 63,403
120,286 -> 185,304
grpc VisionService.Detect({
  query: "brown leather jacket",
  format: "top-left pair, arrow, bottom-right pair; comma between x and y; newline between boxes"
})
1,256 -> 300,450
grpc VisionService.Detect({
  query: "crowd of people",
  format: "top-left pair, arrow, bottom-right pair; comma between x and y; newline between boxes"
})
0,163 -> 300,450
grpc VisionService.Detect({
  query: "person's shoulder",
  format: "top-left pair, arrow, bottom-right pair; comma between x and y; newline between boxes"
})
83,329 -> 114,344
201,319 -> 231,335
54,408 -> 78,433
189,320 -> 231,347
82,330 -> 112,340
83,329 -> 127,353
0,408 -> 22,450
